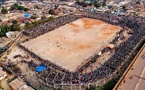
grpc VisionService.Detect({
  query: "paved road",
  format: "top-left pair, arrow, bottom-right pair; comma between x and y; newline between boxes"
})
115,44 -> 145,90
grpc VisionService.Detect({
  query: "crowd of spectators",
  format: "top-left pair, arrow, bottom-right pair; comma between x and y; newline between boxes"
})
23,14 -> 82,38
4,11 -> 145,86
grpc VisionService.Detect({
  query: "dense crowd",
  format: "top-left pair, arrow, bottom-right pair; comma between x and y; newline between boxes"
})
7,11 -> 145,86
23,14 -> 82,38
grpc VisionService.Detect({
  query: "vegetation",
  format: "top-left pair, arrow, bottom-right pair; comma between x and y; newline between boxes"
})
0,20 -> 20,37
76,1 -> 88,7
86,86 -> 97,90
11,20 -> 20,31
0,49 -> 3,54
47,16 -> 54,21
34,4 -> 40,9
1,7 -> 8,14
30,15 -> 37,19
85,80 -> 117,90
0,10 -> 54,37
24,16 -> 54,30
102,0 -> 107,6
122,5 -> 127,11
41,16 -> 47,21
24,22 -> 33,29
49,9 -> 56,15
136,1 -> 141,4
11,24 -> 20,31
93,0 -> 101,8
0,25 -> 11,37
10,3 -> 29,12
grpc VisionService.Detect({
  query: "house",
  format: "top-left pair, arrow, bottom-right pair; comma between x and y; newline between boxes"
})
0,67 -> 7,81
9,78 -> 34,90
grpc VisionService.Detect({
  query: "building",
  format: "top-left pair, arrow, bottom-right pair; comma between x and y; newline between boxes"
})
9,78 -> 34,90
0,67 -> 7,81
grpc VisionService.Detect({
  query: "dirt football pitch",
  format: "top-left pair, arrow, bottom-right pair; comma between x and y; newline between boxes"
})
21,18 -> 121,72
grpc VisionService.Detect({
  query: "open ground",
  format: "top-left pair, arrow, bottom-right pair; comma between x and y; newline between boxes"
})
21,18 -> 121,72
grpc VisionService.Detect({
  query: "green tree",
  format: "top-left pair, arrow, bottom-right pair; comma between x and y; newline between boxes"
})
17,6 -> 24,10
76,0 -> 80,4
11,24 -> 20,31
10,5 -> 16,10
14,3 -> 19,7
136,1 -> 141,4
25,22 -> 33,29
24,8 -> 29,12
41,16 -> 47,21
30,15 -> 37,19
12,20 -> 18,25
102,0 -> 107,6
86,86 -> 97,90
3,25 -> 11,32
0,25 -> 10,37
122,5 -> 127,11
81,2 -> 88,7
1,8 -> 8,14
47,16 -> 54,21
94,0 -> 100,8
34,4 -> 40,9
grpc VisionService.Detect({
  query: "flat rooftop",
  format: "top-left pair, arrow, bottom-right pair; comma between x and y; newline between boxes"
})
114,44 -> 145,90
9,78 -> 34,90
21,18 -> 121,72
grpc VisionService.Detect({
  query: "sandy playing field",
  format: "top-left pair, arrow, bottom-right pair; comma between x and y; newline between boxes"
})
21,18 -> 121,72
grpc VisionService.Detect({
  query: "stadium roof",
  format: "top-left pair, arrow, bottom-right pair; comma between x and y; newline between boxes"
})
107,44 -> 115,49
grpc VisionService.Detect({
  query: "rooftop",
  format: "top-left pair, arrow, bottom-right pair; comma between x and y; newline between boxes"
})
9,78 -> 34,90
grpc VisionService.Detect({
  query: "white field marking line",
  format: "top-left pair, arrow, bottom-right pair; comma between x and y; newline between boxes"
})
60,52 -> 74,64
84,44 -> 102,60
59,64 -> 68,70
72,34 -> 117,71
95,25 -> 120,45
41,53 -> 54,63
31,49 -> 54,61
37,49 -> 69,70
37,49 -> 54,58
29,40 -> 54,53
29,41 -> 47,48
61,29 -> 99,42
34,49 -> 42,53
43,40 -> 54,45
72,55 -> 88,71
71,29 -> 121,71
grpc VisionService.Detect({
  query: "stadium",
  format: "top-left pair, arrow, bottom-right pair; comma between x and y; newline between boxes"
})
14,11 -> 145,89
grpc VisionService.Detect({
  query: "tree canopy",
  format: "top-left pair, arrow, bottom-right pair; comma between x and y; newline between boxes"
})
34,4 -> 40,9
0,25 -> 11,37
102,0 -> 107,6
49,9 -> 56,15
93,0 -> 101,8
10,3 -> 29,12
1,7 -> 8,14
11,24 -> 20,31
0,21 -> 21,37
